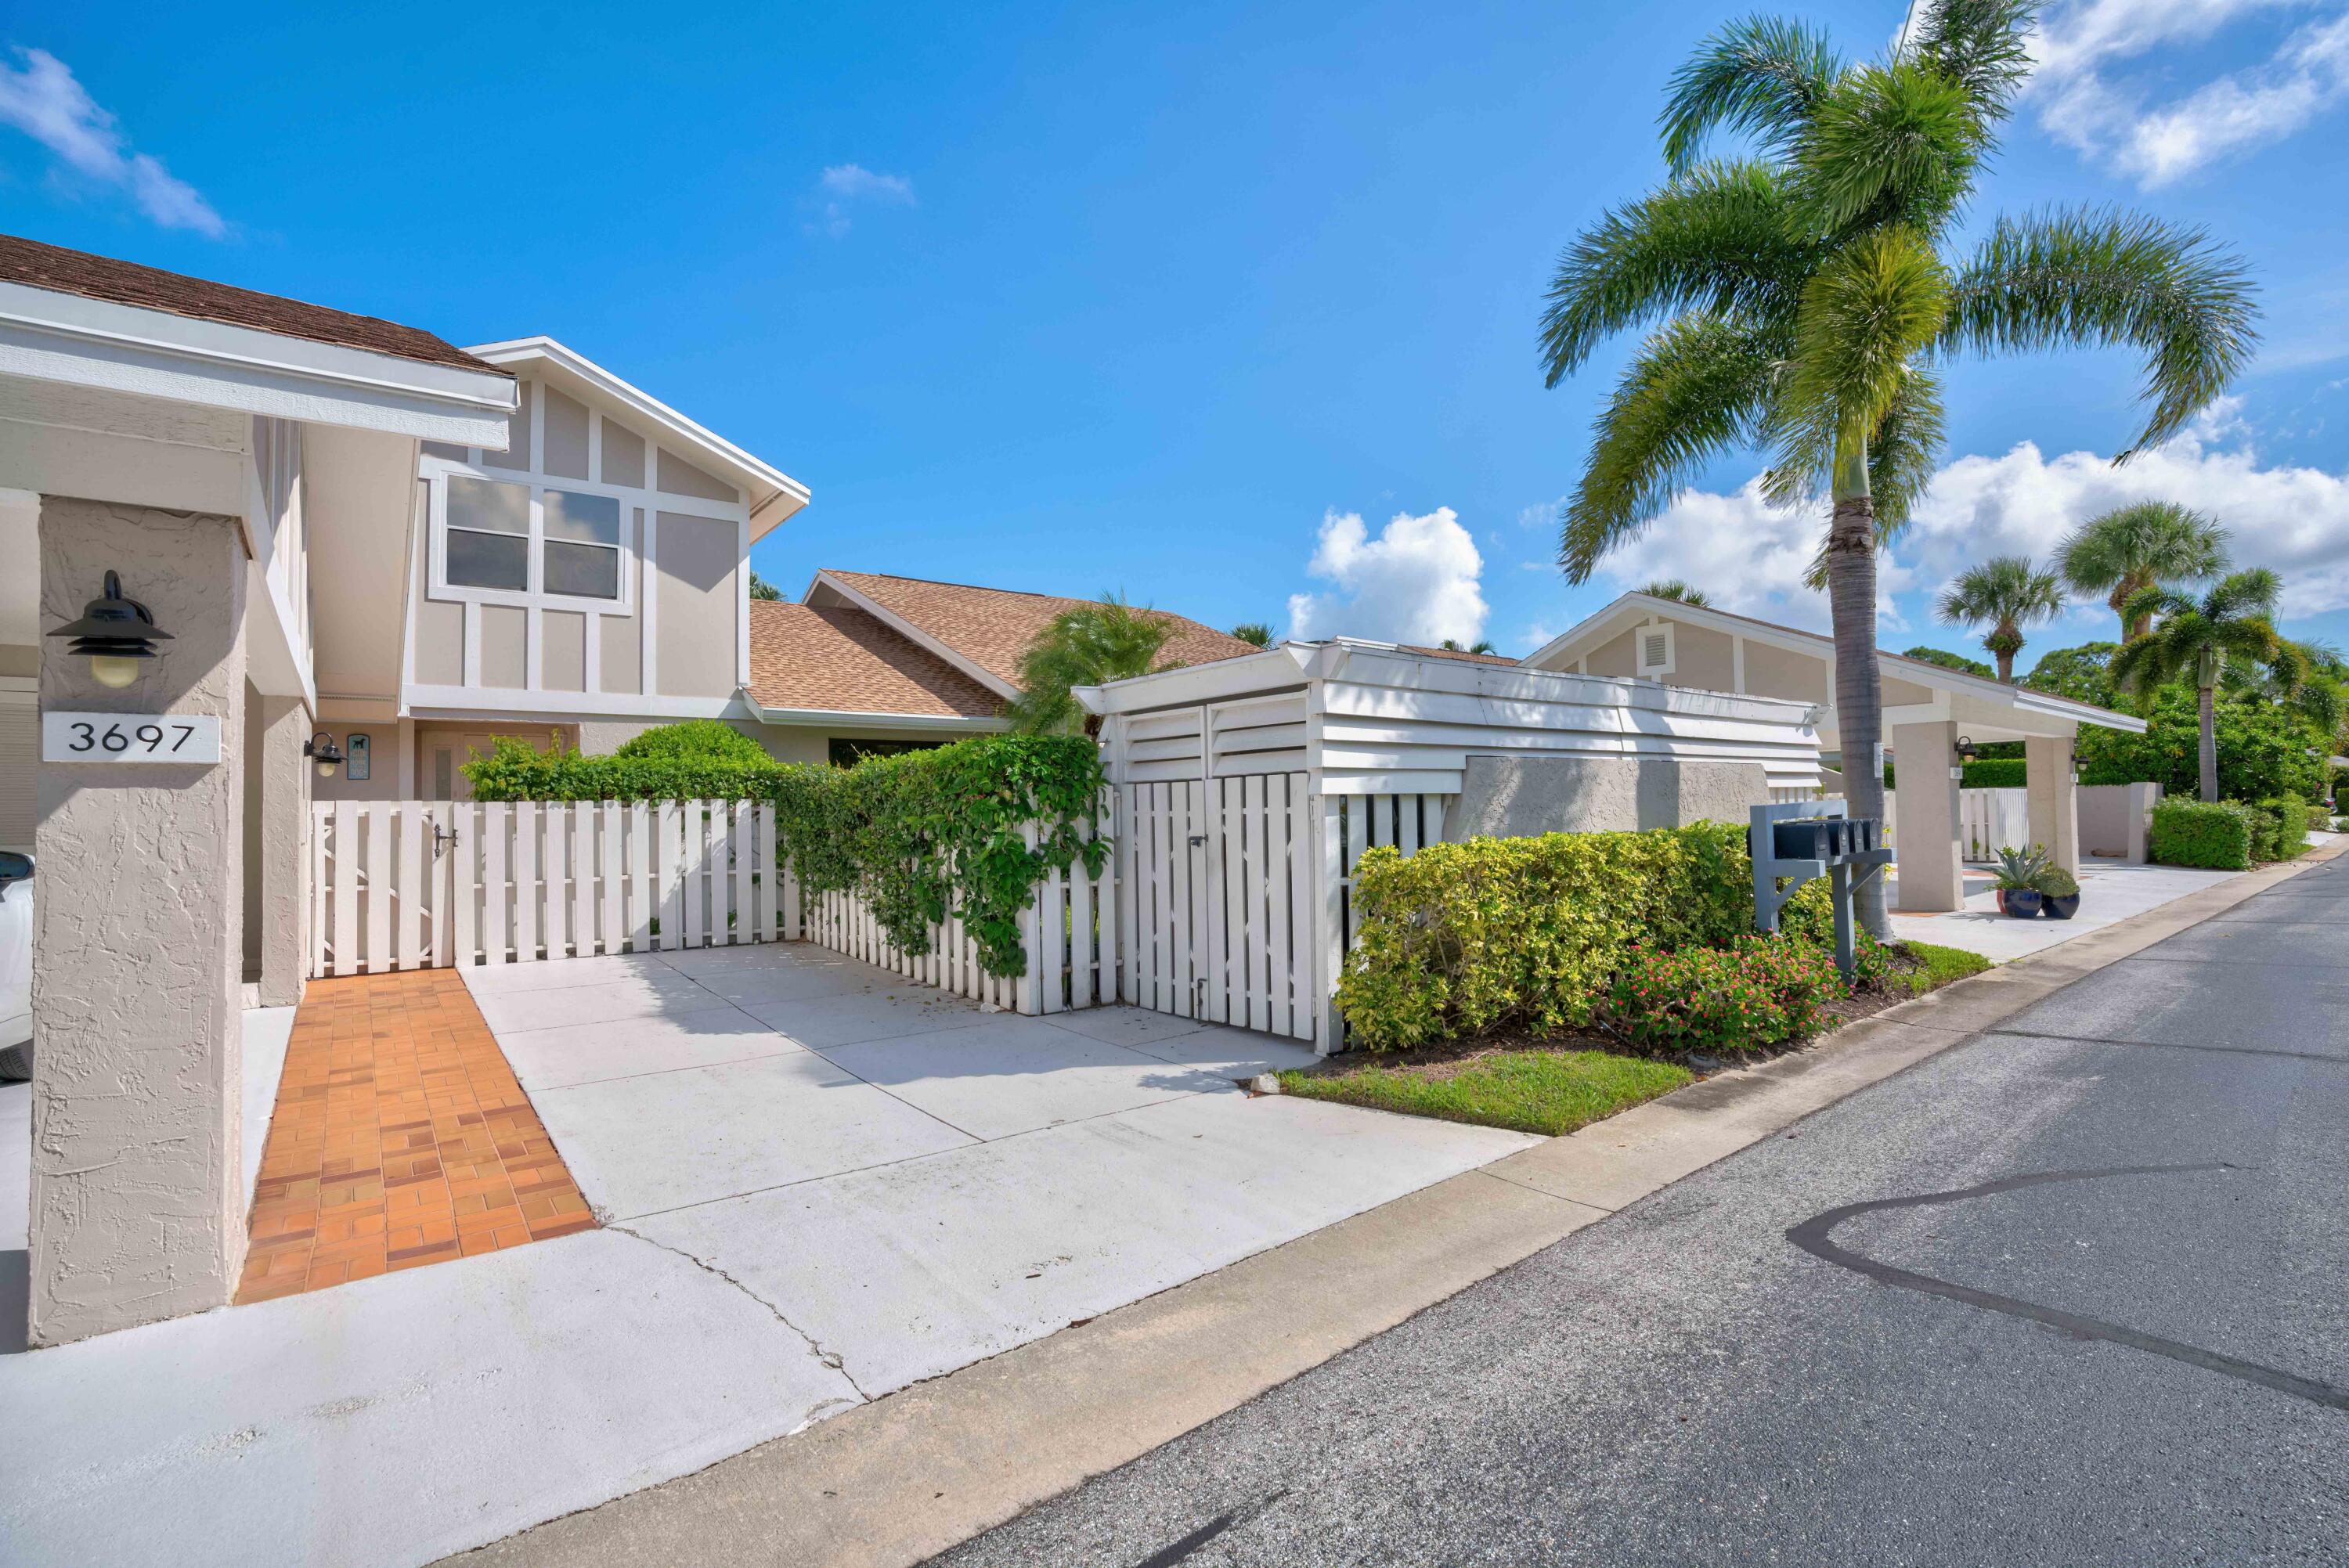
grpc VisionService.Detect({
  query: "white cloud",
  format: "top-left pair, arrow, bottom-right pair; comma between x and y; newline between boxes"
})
0,47 -> 222,234
1286,506 -> 1488,646
1582,402 -> 2349,630
809,163 -> 915,236
2029,1 -> 2349,186
1587,481 -> 1914,633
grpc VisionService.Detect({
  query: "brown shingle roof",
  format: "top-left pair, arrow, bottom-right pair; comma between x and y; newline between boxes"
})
0,232 -> 503,376
820,570 -> 1260,687
745,600 -> 1004,719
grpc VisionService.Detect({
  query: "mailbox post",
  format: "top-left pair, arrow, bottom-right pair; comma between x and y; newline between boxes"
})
1751,798 -> 1894,981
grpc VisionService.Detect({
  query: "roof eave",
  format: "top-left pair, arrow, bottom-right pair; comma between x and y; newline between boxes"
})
467,336 -> 810,535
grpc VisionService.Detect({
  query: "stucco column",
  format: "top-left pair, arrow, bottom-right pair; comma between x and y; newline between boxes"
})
257,694 -> 309,1007
2026,734 -> 2080,877
1891,719 -> 1962,913
31,498 -> 249,1346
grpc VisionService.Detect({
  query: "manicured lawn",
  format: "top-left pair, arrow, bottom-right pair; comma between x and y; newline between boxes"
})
1888,939 -> 1994,996
1276,1047 -> 1691,1138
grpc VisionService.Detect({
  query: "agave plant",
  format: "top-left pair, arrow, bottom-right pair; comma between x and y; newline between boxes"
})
1990,842 -> 2051,892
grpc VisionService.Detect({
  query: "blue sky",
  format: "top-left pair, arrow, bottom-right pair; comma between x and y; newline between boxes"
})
6,0 -> 2348,671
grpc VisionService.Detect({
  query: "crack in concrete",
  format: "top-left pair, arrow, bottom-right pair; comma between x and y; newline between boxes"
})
606,1224 -> 871,1400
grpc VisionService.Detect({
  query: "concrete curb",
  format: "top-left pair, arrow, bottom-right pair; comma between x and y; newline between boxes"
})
445,838 -> 2347,1568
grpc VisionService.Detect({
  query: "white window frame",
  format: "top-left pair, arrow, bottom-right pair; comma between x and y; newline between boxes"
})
1636,618 -> 1676,679
421,454 -> 637,617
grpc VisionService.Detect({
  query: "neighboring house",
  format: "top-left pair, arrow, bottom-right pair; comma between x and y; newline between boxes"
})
1523,591 -> 2148,912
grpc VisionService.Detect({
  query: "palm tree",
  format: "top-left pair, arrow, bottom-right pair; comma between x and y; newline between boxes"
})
1007,593 -> 1173,736
2225,636 -> 2347,752
1640,579 -> 1713,606
2056,500 -> 2229,642
1538,2 -> 2257,936
1439,637 -> 1502,654
1229,622 -> 1273,647
748,570 -> 785,601
1935,555 -> 2063,681
2111,569 -> 2293,802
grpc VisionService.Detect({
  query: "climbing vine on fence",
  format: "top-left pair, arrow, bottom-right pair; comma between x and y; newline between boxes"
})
464,731 -> 1109,978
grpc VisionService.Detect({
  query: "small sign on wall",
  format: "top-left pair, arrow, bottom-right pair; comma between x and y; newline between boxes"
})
346,732 -> 371,781
42,712 -> 222,764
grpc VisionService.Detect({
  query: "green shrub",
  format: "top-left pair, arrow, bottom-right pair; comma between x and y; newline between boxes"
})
2309,803 -> 2336,834
2149,799 -> 2254,870
1333,821 -> 1866,1051
2031,864 -> 2079,899
463,734 -> 1107,978
2261,794 -> 2309,860
1961,757 -> 2026,789
612,719 -> 774,763
1595,937 -> 1843,1054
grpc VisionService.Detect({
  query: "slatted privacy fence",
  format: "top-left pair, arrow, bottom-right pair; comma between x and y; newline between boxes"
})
309,798 -> 801,978
1960,786 -> 2031,862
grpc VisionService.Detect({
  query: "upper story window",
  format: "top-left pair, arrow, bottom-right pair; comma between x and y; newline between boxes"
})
428,467 -> 633,610
542,490 -> 621,599
447,475 -> 531,591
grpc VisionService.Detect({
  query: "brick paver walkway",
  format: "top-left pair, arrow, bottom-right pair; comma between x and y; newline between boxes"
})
236,969 -> 595,1303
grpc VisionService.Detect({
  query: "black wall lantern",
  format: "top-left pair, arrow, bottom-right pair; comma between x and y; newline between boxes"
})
305,731 -> 345,779
47,570 -> 171,690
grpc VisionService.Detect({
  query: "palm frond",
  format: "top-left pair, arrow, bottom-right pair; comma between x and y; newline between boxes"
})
1939,207 -> 2261,456
1660,14 -> 1846,174
2054,499 -> 2229,597
1539,162 -> 1810,383
1768,225 -> 1950,496
1908,0 -> 2036,119
1935,555 -> 2063,628
1787,62 -> 1990,238
1863,362 -> 1947,531
2206,566 -> 2282,622
1559,313 -> 1778,581
1006,594 -> 1173,734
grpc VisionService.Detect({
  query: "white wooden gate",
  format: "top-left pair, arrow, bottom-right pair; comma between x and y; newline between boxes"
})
309,798 -> 796,978
1960,786 -> 2031,862
1120,776 -> 1449,1046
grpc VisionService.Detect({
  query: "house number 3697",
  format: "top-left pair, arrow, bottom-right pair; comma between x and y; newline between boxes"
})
41,712 -> 223,765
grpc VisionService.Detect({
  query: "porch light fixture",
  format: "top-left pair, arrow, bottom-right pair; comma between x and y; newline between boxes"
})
1954,734 -> 1980,763
46,570 -> 171,689
305,731 -> 345,778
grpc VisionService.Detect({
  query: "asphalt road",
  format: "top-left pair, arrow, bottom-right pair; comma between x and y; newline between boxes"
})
939,855 -> 2349,1567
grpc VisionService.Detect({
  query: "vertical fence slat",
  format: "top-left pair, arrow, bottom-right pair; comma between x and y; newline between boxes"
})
1265,776 -> 1291,1039
482,802 -> 510,965
731,799 -> 753,944
449,803 -> 474,968
396,804 -> 423,971
428,802 -> 453,968
1239,774 -> 1266,1033
516,801 -> 543,963
659,800 -> 684,950
331,801 -> 357,976
599,801 -> 622,957
309,803 -> 329,978
629,802 -> 652,952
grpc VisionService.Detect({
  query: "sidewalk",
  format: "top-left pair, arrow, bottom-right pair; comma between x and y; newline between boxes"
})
1885,857 -> 2250,962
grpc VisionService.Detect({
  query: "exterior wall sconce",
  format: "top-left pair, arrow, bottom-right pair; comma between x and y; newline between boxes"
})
45,570 -> 172,690
1950,734 -> 1979,781
305,732 -> 345,778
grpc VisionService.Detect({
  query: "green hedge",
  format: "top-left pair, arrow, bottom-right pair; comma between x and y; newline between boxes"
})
612,719 -> 773,763
2261,793 -> 2310,860
464,734 -> 1107,977
1334,822 -> 1857,1051
2149,800 -> 2254,870
2077,687 -> 2329,800
1961,758 -> 2026,789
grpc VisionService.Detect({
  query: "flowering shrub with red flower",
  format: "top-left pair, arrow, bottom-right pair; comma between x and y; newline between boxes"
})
1593,937 -> 1843,1054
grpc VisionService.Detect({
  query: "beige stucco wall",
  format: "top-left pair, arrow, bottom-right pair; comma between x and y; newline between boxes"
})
543,610 -> 586,691
1742,640 -> 1829,704
1673,622 -> 1736,691
31,497 -> 249,1345
1442,755 -> 1770,838
1891,719 -> 1962,912
542,386 -> 591,481
1884,674 -> 1936,707
256,694 -> 309,1006
479,605 -> 527,688
656,512 -> 739,698
1584,628 -> 1636,678
2026,734 -> 2080,875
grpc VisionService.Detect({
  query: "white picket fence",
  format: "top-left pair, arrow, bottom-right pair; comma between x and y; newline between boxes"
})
1960,786 -> 2031,862
806,814 -> 1117,1015
308,799 -> 1115,1019
309,798 -> 798,977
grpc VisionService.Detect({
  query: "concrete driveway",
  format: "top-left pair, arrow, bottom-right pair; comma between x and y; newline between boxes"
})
0,943 -> 1530,1568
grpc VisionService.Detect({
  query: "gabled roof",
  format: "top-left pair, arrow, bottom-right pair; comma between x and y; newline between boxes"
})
0,232 -> 499,374
744,601 -> 1004,723
1526,591 -> 2145,734
464,337 -> 810,537
806,569 -> 1260,697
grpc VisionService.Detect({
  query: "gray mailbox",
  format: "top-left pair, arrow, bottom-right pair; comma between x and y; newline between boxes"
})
1751,798 -> 1893,981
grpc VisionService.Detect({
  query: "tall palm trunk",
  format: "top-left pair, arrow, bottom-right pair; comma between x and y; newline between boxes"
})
1994,645 -> 2014,683
1825,433 -> 1889,939
2196,645 -> 2220,802
2116,572 -> 2154,642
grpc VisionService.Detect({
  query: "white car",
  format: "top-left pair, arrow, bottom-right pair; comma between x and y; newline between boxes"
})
0,852 -> 29,1080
